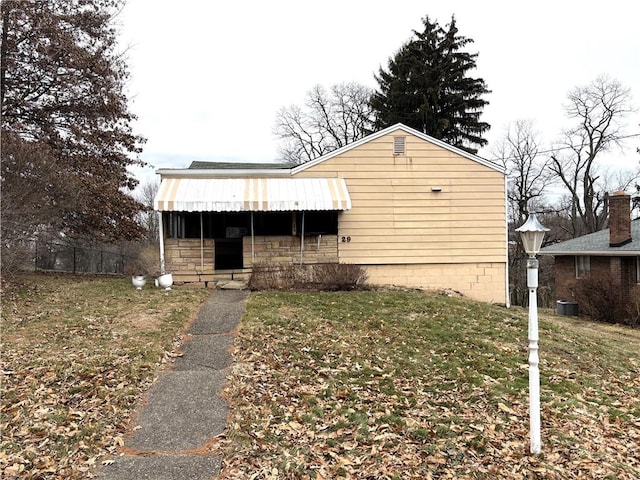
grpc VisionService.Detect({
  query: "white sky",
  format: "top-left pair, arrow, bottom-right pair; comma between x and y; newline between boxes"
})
119,0 -> 640,184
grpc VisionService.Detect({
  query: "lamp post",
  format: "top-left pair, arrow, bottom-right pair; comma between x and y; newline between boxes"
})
515,213 -> 549,454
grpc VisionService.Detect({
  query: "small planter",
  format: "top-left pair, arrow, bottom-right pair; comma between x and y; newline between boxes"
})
156,273 -> 173,290
131,275 -> 147,290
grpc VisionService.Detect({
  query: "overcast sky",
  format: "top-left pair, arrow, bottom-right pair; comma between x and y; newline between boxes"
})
119,0 -> 640,183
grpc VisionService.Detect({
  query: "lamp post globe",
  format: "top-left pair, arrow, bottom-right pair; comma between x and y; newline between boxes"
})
515,213 -> 549,455
516,213 -> 549,257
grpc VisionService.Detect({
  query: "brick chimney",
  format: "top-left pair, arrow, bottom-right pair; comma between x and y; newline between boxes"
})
609,191 -> 632,247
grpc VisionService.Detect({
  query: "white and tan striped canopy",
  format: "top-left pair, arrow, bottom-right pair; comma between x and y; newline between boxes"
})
154,177 -> 351,212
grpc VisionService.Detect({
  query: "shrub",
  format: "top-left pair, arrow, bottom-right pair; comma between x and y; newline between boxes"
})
248,263 -> 368,291
123,244 -> 161,277
571,273 -> 627,325
625,285 -> 640,328
0,238 -> 35,279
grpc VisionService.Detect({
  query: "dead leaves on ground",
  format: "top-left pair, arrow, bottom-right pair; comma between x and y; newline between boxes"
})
0,274 -> 210,479
219,291 -> 640,479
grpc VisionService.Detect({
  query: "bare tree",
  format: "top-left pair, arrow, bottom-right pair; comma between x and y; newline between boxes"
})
274,82 -> 374,164
492,120 -> 556,306
135,180 -> 160,242
549,75 -> 636,237
493,120 -> 550,224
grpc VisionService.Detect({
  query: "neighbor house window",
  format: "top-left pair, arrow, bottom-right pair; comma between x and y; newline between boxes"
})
576,256 -> 590,278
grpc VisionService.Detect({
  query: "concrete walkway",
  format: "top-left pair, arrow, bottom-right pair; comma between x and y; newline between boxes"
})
97,289 -> 249,480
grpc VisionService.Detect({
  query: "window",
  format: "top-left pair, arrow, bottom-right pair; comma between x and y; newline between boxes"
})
164,211 -> 339,239
165,212 -> 249,239
253,212 -> 293,236
393,136 -> 405,155
167,213 -> 185,238
576,256 -> 590,278
297,211 -> 338,235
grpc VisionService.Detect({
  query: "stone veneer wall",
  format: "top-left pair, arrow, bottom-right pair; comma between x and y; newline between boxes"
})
164,238 -> 214,273
243,235 -> 338,267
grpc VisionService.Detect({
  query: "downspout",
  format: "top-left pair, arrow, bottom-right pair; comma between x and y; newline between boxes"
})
504,174 -> 511,308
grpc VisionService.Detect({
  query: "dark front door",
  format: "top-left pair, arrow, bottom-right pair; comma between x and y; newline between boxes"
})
214,238 -> 243,270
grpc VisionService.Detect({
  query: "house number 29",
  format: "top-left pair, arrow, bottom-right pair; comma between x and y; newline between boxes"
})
341,236 -> 351,243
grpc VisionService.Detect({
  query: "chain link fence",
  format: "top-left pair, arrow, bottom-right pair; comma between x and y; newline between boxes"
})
34,241 -> 127,275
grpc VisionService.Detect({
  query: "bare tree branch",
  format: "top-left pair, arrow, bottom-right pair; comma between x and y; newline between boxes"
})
273,82 -> 374,164
547,75 -> 636,237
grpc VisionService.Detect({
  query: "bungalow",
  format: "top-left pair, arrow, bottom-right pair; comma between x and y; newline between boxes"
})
540,191 -> 640,310
153,124 -> 508,303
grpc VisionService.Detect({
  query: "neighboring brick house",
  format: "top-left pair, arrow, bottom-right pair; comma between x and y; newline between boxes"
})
540,191 -> 640,309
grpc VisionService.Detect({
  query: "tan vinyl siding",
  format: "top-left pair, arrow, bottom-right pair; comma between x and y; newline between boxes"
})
295,131 -> 506,267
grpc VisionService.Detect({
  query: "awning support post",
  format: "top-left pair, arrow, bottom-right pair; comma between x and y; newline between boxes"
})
251,211 -> 255,265
200,212 -> 204,272
158,211 -> 165,274
300,211 -> 305,265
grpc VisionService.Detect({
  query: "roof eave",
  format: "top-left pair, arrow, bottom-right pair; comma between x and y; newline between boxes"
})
540,250 -> 640,256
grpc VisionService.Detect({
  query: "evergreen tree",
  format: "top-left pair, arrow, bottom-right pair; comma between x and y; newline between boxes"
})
1,0 -> 146,246
370,15 -> 490,154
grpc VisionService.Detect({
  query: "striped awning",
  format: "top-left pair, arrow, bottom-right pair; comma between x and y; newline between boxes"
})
154,177 -> 351,212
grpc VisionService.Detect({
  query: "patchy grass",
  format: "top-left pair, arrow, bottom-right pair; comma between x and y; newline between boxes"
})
0,273 -> 211,479
221,291 -> 640,479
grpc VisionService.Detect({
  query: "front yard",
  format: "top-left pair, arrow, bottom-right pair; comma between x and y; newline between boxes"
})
0,274 -> 211,478
220,291 -> 640,479
1,275 -> 639,479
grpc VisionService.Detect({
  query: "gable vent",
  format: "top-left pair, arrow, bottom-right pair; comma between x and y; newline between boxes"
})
393,136 -> 405,155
